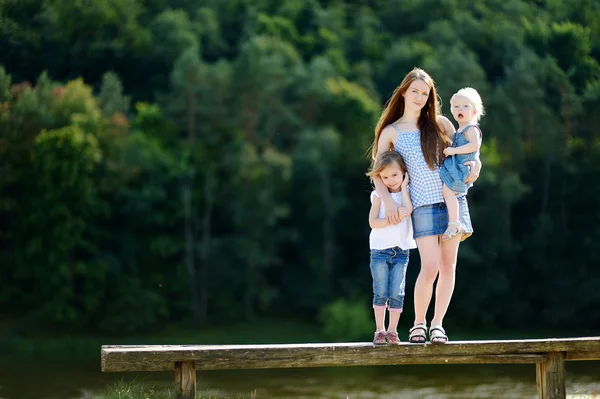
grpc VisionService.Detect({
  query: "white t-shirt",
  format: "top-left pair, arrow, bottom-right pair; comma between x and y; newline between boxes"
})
369,190 -> 417,250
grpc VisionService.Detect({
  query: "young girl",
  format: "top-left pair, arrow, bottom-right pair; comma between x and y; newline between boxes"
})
440,88 -> 484,241
366,151 -> 417,345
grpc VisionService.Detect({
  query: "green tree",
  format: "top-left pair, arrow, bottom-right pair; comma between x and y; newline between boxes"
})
13,125 -> 102,323
98,72 -> 131,116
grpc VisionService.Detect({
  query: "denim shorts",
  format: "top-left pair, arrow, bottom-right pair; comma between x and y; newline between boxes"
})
369,247 -> 410,310
411,197 -> 473,241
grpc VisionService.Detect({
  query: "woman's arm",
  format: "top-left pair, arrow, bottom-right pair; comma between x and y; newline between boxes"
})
374,126 -> 401,224
369,195 -> 390,228
463,127 -> 483,184
438,115 -> 456,139
464,155 -> 482,184
398,173 -> 413,220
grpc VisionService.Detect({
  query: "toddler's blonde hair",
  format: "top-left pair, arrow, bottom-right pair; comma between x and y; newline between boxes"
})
451,87 -> 485,122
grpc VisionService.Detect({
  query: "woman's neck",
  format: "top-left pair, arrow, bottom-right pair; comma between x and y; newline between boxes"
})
398,108 -> 421,123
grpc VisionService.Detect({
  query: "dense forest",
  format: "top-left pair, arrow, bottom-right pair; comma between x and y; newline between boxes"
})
1,0 -> 599,336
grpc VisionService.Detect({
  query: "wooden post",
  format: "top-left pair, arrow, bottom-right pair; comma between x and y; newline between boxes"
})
536,352 -> 566,399
174,361 -> 196,399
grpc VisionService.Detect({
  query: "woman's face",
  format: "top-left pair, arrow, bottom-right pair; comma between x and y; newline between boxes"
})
403,79 -> 430,112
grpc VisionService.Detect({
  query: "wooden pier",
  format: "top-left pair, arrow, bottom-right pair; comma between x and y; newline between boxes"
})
101,337 -> 600,399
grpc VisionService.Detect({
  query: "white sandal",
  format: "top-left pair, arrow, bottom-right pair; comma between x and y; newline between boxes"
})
408,323 -> 427,343
429,325 -> 448,344
442,221 -> 464,241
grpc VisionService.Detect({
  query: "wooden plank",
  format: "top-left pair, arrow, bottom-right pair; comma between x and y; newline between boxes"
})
102,349 -> 545,372
103,355 -> 546,372
101,337 -> 600,372
174,361 -> 196,399
566,351 -> 600,361
195,354 -> 547,370
101,336 -> 600,355
536,352 -> 566,399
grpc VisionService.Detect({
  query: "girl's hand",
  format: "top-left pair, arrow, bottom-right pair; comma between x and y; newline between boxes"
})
464,160 -> 481,184
384,198 -> 401,225
401,172 -> 409,189
443,147 -> 455,157
398,206 -> 412,219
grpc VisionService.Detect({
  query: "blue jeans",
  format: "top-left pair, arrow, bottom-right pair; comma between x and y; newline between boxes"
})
369,247 -> 410,310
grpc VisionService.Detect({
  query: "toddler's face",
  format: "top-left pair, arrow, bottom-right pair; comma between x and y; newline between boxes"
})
451,95 -> 477,124
380,164 -> 404,191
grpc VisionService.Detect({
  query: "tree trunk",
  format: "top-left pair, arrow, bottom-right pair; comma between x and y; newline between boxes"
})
183,176 -> 199,319
320,159 -> 334,288
245,261 -> 255,321
184,76 -> 199,318
186,83 -> 196,141
197,165 -> 215,323
541,154 -> 552,217
559,86 -> 571,140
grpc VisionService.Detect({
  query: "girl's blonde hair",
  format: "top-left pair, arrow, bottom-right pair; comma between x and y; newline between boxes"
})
366,151 -> 407,181
451,87 -> 485,122
370,67 -> 449,170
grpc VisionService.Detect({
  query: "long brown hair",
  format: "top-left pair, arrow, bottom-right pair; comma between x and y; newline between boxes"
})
370,68 -> 449,169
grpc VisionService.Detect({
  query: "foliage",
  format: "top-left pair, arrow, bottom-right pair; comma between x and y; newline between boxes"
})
319,299 -> 373,342
1,0 -> 600,334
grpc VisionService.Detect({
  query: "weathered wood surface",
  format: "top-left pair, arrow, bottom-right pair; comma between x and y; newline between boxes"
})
565,351 -> 600,361
101,337 -> 600,372
174,361 -> 196,399
104,353 -> 547,372
536,352 -> 566,399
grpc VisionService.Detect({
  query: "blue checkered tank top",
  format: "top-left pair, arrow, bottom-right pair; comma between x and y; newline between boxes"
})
392,126 -> 444,208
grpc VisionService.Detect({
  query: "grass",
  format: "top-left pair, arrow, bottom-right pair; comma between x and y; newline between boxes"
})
86,381 -> 600,399
569,393 -> 599,399
85,380 -> 257,399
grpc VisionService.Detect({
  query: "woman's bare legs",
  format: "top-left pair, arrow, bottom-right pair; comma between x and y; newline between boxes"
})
413,235 -> 441,326
431,235 -> 460,327
412,234 -> 461,342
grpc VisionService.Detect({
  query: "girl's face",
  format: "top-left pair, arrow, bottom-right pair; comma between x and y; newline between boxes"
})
380,163 -> 405,192
451,95 -> 477,124
403,80 -> 430,113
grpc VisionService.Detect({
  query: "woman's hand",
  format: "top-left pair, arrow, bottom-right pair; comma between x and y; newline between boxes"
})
384,198 -> 401,224
464,159 -> 481,184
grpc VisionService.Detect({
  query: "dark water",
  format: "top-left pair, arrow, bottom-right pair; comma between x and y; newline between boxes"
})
0,358 -> 599,399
